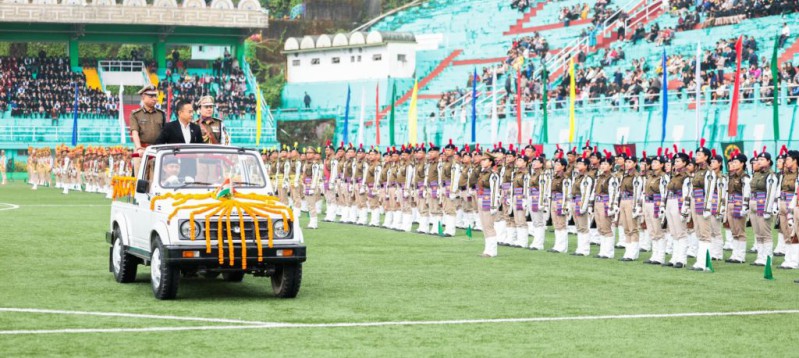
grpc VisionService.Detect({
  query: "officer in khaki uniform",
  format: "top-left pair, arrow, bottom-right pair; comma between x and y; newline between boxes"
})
195,96 -> 229,145
664,152 -> 690,268
441,141 -> 459,236
476,150 -> 500,257
549,154 -> 571,253
592,153 -> 616,258
571,154 -> 593,256
397,145 -> 416,232
778,149 -> 798,269
618,154 -> 642,261
415,144 -> 432,233
724,151 -> 750,263
302,147 -> 322,229
527,152 -> 549,250
643,151 -> 670,265
510,152 -> 530,247
689,142 -> 715,271
129,85 -> 166,177
750,150 -> 779,266
353,145 -> 369,225
364,147 -> 383,227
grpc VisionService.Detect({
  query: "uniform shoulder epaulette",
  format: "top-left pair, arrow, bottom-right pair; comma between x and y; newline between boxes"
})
131,108 -> 143,114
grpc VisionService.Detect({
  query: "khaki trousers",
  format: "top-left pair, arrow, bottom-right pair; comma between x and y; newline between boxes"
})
726,202 -> 747,242
778,201 -> 792,243
619,199 -> 640,242
594,201 -> 613,237
749,199 -> 774,244
666,198 -> 688,240
572,203 -> 589,234
643,202 -> 666,241
551,200 -> 567,230
478,196 -> 496,237
690,200 -> 712,242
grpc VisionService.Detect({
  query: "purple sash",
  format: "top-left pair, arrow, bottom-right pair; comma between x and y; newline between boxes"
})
530,187 -> 540,212
554,192 -> 564,216
479,192 -> 491,211
597,194 -> 610,215
693,188 -> 705,215
514,187 -> 525,211
652,194 -> 662,218
710,190 -> 719,215
573,194 -> 584,216
430,182 -> 439,199
755,192 -> 767,216
303,178 -> 313,195
730,194 -> 744,219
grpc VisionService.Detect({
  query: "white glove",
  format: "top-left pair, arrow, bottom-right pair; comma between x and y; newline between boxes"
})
504,197 -> 511,207
347,184 -> 353,193
787,215 -> 794,230
403,190 -> 409,198
449,192 -> 457,200
422,190 -> 428,199
658,207 -> 666,218
308,189 -> 315,195
490,208 -> 498,215
702,210 -> 711,219
741,205 -> 749,217
359,186 -> 366,195
587,206 -> 594,217
764,213 -> 771,220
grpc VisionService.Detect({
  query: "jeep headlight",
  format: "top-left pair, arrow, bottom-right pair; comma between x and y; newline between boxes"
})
272,219 -> 291,239
179,220 -> 202,239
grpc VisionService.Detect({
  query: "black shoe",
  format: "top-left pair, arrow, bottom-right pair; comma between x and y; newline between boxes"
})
639,249 -> 651,253
751,262 -> 765,267
570,252 -> 580,256
774,252 -> 785,257
687,254 -> 696,259
662,262 -> 674,267
620,258 -> 635,262
674,263 -> 684,268
689,267 -> 705,271
748,249 -> 757,253
646,260 -> 663,265
725,259 -> 744,264
547,249 -> 562,253
529,247 -> 540,251
724,248 -> 733,252
794,279 -> 799,284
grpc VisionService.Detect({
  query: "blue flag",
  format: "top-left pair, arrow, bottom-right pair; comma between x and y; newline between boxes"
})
471,68 -> 477,142
660,49 -> 668,145
343,84 -> 351,144
71,83 -> 79,146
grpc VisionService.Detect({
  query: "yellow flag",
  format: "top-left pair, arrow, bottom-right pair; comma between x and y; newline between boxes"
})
568,58 -> 575,143
255,84 -> 262,146
408,79 -> 418,145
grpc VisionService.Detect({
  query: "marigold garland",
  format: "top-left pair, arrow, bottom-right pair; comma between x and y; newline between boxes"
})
149,192 -> 293,269
111,176 -> 137,199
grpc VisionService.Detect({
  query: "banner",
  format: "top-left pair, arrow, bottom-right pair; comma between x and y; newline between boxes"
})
613,143 -> 637,157
408,79 -> 418,145
473,68 -> 479,142
375,82 -> 381,145
661,49 -> 668,145
771,35 -> 780,141
568,58 -> 575,143
389,81 -> 396,146
343,84 -> 351,144
721,141 -> 745,167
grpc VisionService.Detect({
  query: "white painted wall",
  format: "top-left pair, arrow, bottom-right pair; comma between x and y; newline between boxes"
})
101,72 -> 149,87
191,45 -> 231,60
286,42 -> 417,83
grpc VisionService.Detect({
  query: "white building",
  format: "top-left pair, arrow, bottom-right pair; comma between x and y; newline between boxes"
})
283,31 -> 417,83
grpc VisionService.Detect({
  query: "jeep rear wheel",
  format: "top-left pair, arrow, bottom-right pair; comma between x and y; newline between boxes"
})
111,227 -> 138,283
151,236 -> 179,300
271,264 -> 302,298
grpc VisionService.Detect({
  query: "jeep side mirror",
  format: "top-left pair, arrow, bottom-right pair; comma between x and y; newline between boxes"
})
136,179 -> 150,194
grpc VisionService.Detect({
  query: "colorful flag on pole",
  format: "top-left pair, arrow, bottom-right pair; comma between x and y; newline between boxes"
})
728,36 -> 743,137
343,84 -> 351,144
389,81 -> 396,146
661,49 -> 668,145
541,64 -> 549,143
516,69 -> 522,145
71,82 -> 79,146
408,79 -> 418,145
166,85 -> 173,122
375,82 -> 381,145
472,68 -> 478,142
255,84 -> 262,146
490,71 -> 498,144
118,84 -> 126,144
771,35 -> 780,141
357,87 -> 366,145
215,178 -> 235,199
568,58 -> 576,143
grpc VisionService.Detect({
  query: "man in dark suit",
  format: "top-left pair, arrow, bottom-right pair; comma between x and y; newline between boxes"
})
155,100 -> 203,145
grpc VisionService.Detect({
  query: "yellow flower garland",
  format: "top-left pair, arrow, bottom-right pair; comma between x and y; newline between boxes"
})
111,176 -> 137,200
149,192 -> 294,269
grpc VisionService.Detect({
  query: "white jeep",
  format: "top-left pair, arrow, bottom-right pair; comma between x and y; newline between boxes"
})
106,144 -> 306,300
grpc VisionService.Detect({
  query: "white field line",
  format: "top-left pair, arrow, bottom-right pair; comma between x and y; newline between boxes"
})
0,203 -> 20,211
2,309 -> 799,335
0,308 -> 277,326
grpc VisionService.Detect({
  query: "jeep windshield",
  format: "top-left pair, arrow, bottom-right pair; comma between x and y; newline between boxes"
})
159,151 -> 267,189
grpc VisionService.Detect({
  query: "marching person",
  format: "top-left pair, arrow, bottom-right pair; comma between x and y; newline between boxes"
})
510,152 -> 531,247
619,151 -> 643,261
725,150 -> 750,264
528,152 -> 549,250
638,154 -> 653,252
322,142 -> 340,222
690,141 -> 715,271
592,152 -> 617,259
778,148 -> 798,269
130,85 -> 166,176
441,140 -> 459,237
664,151 -> 690,268
571,153 -> 593,256
750,149 -> 779,266
0,149 -> 7,185
708,150 -> 725,261
398,145 -> 416,232
477,150 -> 500,257
302,147 -> 322,229
549,151 -> 571,253
643,150 -> 669,265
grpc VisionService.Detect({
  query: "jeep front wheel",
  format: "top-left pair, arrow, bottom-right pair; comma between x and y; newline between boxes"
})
271,264 -> 302,298
151,236 -> 180,300
111,226 -> 138,283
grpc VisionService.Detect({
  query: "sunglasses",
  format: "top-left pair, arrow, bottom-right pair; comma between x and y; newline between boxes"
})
144,94 -> 157,98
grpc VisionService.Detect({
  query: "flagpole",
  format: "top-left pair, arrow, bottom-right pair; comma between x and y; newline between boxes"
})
695,40 -> 701,147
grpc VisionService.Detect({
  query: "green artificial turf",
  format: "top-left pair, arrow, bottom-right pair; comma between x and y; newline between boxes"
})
0,182 -> 797,356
